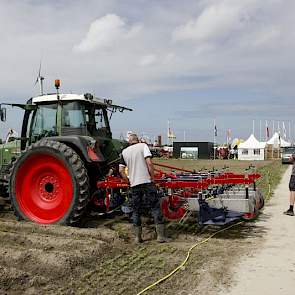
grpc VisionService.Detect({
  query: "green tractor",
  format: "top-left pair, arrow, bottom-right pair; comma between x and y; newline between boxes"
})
0,80 -> 131,225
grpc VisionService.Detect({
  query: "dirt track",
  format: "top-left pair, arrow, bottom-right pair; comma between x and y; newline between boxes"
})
218,166 -> 295,295
0,160 -> 286,295
0,201 -> 267,295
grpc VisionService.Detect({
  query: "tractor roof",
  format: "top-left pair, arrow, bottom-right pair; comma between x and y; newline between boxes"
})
30,93 -> 133,112
32,93 -> 108,106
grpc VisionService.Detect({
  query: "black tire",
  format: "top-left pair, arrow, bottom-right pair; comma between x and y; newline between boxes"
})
0,182 -> 9,198
9,139 -> 90,225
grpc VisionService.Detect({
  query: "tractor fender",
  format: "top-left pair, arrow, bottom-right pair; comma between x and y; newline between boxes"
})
46,136 -> 105,163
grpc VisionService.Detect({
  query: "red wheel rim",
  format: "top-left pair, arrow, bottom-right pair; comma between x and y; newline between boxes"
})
161,195 -> 186,221
15,153 -> 73,224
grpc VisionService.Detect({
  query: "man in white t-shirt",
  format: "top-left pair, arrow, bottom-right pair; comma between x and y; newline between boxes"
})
119,133 -> 169,243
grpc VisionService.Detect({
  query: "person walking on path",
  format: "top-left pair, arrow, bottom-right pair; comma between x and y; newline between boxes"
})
119,133 -> 169,243
284,153 -> 295,216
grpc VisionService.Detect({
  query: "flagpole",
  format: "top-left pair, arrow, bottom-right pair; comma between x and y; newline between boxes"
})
252,119 -> 255,136
272,122 -> 274,159
278,121 -> 281,159
289,121 -> 291,142
259,120 -> 261,141
226,129 -> 231,147
213,119 -> 216,160
167,120 -> 170,146
272,120 -> 274,159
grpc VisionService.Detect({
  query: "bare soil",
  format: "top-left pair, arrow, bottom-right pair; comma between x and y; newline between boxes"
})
0,159 -> 286,295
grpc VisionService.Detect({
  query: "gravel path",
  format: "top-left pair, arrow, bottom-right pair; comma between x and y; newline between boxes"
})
218,166 -> 295,295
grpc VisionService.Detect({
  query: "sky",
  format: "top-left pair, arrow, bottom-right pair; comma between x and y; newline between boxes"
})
0,0 -> 295,144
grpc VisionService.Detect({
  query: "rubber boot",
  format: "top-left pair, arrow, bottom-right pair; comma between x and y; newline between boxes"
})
133,226 -> 143,244
156,224 -> 171,243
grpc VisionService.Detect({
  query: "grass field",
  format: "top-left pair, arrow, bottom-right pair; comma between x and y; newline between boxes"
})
154,158 -> 273,172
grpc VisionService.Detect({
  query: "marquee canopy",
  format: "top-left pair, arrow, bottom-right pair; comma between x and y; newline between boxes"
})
238,134 -> 266,149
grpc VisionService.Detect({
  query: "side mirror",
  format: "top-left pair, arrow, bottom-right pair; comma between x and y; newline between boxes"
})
0,107 -> 6,122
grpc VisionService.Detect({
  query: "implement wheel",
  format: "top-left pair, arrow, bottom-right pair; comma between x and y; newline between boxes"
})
9,140 -> 89,225
161,195 -> 186,221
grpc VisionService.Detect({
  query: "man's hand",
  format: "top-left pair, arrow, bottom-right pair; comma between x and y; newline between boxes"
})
119,165 -> 129,181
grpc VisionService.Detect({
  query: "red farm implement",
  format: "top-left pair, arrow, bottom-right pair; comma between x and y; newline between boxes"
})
96,163 -> 264,225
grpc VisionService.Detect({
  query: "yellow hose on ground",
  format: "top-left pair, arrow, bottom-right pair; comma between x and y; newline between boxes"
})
137,169 -> 272,295
136,221 -> 244,295
136,169 -> 271,295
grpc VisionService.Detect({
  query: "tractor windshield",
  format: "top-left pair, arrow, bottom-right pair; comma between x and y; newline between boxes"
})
30,101 -> 112,140
61,101 -> 111,137
61,102 -> 87,136
31,103 -> 58,139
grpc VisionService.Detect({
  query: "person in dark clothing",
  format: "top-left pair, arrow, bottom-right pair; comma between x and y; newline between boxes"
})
284,153 -> 295,216
119,133 -> 169,243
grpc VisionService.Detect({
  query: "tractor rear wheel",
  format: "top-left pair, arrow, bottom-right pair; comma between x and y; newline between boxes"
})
9,140 -> 90,225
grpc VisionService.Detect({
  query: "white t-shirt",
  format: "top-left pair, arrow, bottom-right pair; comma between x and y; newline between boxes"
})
120,143 -> 152,187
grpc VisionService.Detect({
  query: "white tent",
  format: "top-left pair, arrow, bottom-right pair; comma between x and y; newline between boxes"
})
238,134 -> 266,160
267,132 -> 291,148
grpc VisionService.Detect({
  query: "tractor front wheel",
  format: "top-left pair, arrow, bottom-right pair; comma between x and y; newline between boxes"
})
9,140 -> 90,225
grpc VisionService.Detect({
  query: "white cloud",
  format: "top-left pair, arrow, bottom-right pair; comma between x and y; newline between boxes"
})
0,0 -> 294,102
172,0 -> 258,43
139,54 -> 157,66
73,14 -> 141,53
241,26 -> 281,48
1,0 -> 295,141
163,52 -> 175,64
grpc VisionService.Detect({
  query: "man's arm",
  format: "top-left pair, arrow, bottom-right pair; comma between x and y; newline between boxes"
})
145,157 -> 154,182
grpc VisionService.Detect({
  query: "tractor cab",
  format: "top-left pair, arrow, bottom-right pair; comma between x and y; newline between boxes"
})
1,92 -> 131,165
28,93 -> 112,141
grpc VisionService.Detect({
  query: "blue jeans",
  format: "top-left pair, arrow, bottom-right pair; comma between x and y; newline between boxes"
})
130,182 -> 163,226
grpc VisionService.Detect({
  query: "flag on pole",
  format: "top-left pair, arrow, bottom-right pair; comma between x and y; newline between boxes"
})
167,128 -> 176,139
213,120 -> 217,160
226,129 -> 232,143
283,122 -> 287,139
167,120 -> 176,141
265,120 -> 269,139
